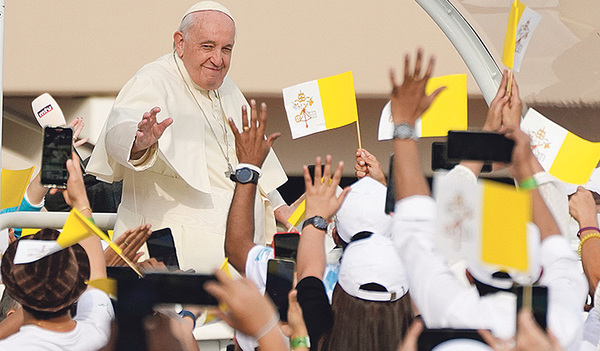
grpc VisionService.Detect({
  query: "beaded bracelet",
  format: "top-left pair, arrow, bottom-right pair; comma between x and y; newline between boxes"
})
518,177 -> 538,191
578,233 -> 600,257
577,226 -> 600,239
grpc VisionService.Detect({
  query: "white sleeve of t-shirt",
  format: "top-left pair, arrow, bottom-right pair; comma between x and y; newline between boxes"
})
75,289 -> 114,338
244,245 -> 274,295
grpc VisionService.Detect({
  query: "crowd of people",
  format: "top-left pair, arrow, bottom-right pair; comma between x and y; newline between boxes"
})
0,1 -> 598,350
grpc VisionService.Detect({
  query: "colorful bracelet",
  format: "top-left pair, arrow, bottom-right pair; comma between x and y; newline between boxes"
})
578,233 -> 600,257
577,226 -> 600,239
291,336 -> 311,349
518,177 -> 538,191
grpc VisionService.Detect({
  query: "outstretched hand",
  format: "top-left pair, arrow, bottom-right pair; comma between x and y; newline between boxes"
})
69,117 -> 90,148
131,107 -> 173,156
389,48 -> 445,126
104,224 -> 152,266
229,100 -> 281,168
304,155 -> 350,219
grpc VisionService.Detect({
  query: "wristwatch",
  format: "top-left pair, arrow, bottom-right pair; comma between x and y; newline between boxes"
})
393,123 -> 418,140
230,167 -> 260,185
302,216 -> 328,232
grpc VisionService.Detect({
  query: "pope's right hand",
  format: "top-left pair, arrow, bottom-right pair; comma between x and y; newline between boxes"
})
131,107 -> 173,157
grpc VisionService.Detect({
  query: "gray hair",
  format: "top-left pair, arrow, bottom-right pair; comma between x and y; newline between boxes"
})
173,11 -> 236,50
0,290 -> 20,323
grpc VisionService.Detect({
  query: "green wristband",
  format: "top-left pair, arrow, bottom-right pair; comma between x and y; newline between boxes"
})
290,336 -> 311,349
518,177 -> 538,191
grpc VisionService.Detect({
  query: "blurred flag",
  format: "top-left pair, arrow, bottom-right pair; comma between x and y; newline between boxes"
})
283,72 -> 358,139
521,108 -> 600,185
87,278 -> 117,297
502,0 -> 541,71
434,174 -> 531,273
378,74 -> 467,140
287,200 -> 306,229
1,167 -> 35,210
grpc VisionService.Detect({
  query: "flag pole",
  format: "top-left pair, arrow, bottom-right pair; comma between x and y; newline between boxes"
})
507,69 -> 514,97
356,118 -> 363,150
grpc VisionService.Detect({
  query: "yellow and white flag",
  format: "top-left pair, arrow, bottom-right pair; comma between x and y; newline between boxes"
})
378,74 -> 467,140
13,209 -> 112,264
502,0 -> 541,72
521,108 -> 600,185
283,71 -> 358,139
1,167 -> 35,210
434,174 -> 531,273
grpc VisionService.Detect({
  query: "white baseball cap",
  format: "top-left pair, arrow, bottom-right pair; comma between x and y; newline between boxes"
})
335,177 -> 393,243
337,234 -> 409,302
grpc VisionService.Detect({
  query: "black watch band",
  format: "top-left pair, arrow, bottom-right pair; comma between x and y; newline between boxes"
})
230,167 -> 260,185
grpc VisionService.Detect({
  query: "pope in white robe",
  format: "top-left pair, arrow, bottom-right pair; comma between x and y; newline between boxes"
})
87,1 -> 288,273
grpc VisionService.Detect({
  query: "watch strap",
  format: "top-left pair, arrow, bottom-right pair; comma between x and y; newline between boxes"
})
302,216 -> 327,231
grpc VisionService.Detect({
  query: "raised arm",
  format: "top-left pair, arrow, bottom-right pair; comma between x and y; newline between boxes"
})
225,100 -> 280,273
391,49 -> 444,200
569,187 -> 600,296
296,156 -> 348,280
129,107 -> 173,160
53,153 -> 107,283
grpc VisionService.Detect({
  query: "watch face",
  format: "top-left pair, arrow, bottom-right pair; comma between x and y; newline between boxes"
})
236,168 -> 253,183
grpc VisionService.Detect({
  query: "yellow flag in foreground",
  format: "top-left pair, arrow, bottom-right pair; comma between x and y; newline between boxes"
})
1,167 -> 35,210
87,278 -> 117,297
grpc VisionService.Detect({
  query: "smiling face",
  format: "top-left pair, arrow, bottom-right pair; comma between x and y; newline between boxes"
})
174,11 -> 235,90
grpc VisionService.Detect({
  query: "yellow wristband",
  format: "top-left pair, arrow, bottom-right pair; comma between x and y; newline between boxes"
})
578,233 -> 600,256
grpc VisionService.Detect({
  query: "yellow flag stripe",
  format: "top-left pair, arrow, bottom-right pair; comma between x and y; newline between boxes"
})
481,180 -> 530,272
318,71 -> 358,130
1,167 -> 35,210
287,199 -> 306,228
502,0 -> 526,68
549,133 -> 600,185
420,74 -> 468,137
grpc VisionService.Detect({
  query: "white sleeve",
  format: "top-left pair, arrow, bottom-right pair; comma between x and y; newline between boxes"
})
75,289 -> 114,339
244,245 -> 274,295
393,196 -> 505,332
266,190 -> 286,211
533,172 -> 570,236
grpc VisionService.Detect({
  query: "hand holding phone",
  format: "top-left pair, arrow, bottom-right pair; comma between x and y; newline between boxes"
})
266,259 -> 295,322
272,232 -> 300,261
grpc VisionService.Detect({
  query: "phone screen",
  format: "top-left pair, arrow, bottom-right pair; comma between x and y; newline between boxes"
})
515,285 -> 548,331
447,131 -> 515,163
417,329 -> 487,350
272,232 -> 300,261
144,272 -> 219,306
266,259 -> 295,322
41,126 -> 73,188
146,228 -> 180,270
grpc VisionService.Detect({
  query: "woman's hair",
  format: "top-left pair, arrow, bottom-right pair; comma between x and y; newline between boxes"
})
319,284 -> 413,351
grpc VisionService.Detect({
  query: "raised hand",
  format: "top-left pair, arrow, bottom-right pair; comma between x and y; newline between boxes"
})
354,148 -> 386,185
104,224 -> 152,266
303,155 -> 350,220
69,117 -> 90,148
483,70 -> 510,132
131,107 -> 173,157
228,100 -> 280,168
389,48 -> 445,126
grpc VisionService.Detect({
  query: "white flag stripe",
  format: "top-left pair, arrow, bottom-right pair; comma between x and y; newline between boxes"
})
283,81 -> 326,139
520,108 -> 568,172
513,7 -> 542,72
13,240 -> 63,264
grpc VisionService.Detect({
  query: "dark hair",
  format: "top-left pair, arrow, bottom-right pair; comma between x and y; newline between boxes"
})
319,284 -> 413,351
22,304 -> 72,321
0,290 -> 21,322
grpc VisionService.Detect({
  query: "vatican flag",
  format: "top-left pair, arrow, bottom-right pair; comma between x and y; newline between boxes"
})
502,0 -> 541,72
283,72 -> 358,139
520,108 -> 600,185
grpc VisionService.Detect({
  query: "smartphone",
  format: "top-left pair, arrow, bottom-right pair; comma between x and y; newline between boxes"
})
447,131 -> 515,163
266,259 -> 295,322
41,126 -> 73,188
417,328 -> 487,350
432,141 -> 492,173
146,228 -> 180,270
514,285 -> 548,331
144,272 -> 219,306
385,154 -> 395,214
272,232 -> 300,261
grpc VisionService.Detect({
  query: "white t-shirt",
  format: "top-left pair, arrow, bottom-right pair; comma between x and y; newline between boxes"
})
0,289 -> 114,351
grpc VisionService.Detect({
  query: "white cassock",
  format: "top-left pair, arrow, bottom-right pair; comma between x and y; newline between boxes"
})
87,53 -> 288,273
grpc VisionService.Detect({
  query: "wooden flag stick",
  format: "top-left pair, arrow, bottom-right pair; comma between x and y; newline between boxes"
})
356,119 -> 363,150
118,252 -> 143,277
507,69 -> 514,97
523,284 -> 532,310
